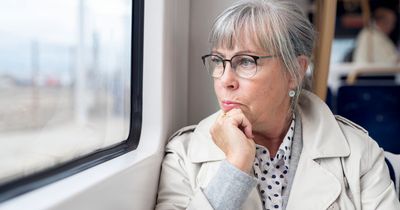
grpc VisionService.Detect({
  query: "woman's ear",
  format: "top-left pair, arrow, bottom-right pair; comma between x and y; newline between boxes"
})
297,55 -> 309,78
288,55 -> 309,89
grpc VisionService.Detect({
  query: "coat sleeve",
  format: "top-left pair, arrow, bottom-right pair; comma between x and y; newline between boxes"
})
360,139 -> 400,209
155,135 -> 214,210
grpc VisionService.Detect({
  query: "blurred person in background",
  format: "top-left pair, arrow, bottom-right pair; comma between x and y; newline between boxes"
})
354,7 -> 399,64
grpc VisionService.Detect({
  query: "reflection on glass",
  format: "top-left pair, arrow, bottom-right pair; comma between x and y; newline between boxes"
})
0,0 -> 132,184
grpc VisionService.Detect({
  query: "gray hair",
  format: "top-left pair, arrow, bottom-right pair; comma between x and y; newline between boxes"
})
209,0 -> 315,110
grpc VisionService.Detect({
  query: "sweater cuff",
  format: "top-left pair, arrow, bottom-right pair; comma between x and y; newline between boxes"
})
203,160 -> 257,210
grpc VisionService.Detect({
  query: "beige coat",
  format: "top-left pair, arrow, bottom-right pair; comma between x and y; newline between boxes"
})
156,91 -> 400,210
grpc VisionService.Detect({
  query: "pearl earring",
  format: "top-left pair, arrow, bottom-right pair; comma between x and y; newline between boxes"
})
289,90 -> 296,97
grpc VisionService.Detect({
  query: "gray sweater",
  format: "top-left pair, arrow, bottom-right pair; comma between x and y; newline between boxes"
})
203,115 -> 303,210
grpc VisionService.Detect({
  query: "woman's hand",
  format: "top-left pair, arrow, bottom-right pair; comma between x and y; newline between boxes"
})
210,108 -> 256,174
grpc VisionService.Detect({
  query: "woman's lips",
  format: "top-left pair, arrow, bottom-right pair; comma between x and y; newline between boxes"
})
221,100 -> 241,112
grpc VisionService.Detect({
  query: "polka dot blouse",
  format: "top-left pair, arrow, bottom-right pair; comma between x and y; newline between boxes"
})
253,116 -> 295,210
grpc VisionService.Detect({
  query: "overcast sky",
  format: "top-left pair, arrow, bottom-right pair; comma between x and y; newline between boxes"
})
0,0 -> 131,78
0,0 -> 130,44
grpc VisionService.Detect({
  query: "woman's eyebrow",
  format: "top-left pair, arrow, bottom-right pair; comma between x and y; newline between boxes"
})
235,50 -> 256,54
210,50 -> 225,57
211,50 -> 263,57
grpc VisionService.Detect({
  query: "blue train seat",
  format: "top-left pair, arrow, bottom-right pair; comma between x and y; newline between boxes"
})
336,85 -> 400,154
340,75 -> 397,85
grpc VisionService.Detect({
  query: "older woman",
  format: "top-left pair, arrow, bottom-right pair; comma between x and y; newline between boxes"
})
156,0 -> 400,209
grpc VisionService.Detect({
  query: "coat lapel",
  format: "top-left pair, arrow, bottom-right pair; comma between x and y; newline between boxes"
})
187,111 -> 225,163
287,91 -> 351,209
286,155 -> 342,209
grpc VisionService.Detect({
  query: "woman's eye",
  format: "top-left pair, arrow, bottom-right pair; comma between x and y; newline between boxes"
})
211,57 -> 223,65
240,58 -> 255,67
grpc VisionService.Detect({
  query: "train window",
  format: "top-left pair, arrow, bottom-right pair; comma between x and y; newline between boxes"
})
330,38 -> 355,64
0,0 -> 143,201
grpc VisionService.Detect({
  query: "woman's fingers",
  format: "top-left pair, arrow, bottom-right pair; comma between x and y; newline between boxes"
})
222,108 -> 253,139
210,108 -> 255,173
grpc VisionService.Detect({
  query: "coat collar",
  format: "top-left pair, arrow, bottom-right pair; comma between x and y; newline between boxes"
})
187,91 -> 350,163
287,92 -> 349,209
188,111 -> 225,163
298,91 -> 350,159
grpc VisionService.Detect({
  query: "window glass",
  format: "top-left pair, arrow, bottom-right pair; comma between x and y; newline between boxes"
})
0,0 -> 132,185
330,38 -> 355,64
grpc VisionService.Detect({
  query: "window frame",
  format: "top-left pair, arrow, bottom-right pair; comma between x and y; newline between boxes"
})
0,0 -> 144,203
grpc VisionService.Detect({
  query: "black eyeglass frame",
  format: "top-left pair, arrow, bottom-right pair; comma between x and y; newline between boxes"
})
201,54 -> 276,78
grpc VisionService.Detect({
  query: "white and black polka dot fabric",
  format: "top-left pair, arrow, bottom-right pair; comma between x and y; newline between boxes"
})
253,116 -> 295,210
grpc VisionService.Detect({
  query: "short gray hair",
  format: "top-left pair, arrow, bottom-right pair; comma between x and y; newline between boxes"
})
209,0 -> 315,109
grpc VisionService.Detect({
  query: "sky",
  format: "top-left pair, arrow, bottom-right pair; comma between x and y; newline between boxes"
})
0,0 -> 131,80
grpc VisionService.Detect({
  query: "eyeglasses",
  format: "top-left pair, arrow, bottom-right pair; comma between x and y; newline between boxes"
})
201,54 -> 276,79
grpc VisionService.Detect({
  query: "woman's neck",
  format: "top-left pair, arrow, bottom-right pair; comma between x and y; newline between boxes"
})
252,113 -> 293,157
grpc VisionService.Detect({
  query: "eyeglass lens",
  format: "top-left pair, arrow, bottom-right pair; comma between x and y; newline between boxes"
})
205,55 -> 257,78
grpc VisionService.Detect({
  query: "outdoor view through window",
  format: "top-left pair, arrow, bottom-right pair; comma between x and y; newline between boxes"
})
0,0 -> 132,185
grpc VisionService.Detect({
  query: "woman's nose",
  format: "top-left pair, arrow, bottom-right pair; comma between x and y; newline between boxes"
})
219,63 -> 239,90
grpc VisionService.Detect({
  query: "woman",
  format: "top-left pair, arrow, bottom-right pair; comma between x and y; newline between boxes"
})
353,7 -> 399,64
156,0 -> 400,209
